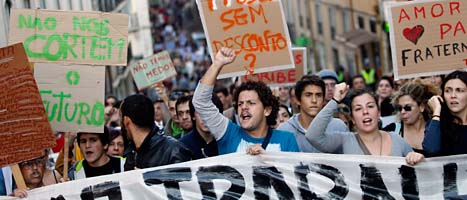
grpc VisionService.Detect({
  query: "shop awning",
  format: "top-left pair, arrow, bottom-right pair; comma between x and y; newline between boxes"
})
335,29 -> 378,49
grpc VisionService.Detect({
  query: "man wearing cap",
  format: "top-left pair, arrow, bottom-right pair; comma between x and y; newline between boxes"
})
317,69 -> 338,105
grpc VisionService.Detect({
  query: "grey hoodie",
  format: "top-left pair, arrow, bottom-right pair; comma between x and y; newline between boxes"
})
277,113 -> 348,152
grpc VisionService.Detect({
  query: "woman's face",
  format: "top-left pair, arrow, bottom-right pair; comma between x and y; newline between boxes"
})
396,95 -> 423,125
444,79 -> 467,116
351,93 -> 380,134
377,79 -> 393,99
276,107 -> 291,126
107,135 -> 124,157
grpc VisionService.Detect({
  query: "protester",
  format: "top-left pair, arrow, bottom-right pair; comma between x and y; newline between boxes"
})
277,86 -> 290,107
175,95 -> 194,133
120,94 -> 192,170
42,149 -> 62,186
69,127 -> 125,180
180,94 -> 223,159
107,128 -> 126,157
376,76 -> 395,117
278,75 -> 348,152
12,151 -> 60,198
193,47 -> 299,155
383,79 -> 438,155
361,60 -> 377,91
153,99 -> 166,134
214,86 -> 231,111
317,69 -> 338,104
0,167 -> 12,196
307,83 -> 424,165
351,75 -> 366,92
424,70 -> 467,156
273,104 -> 291,128
289,87 -> 300,114
164,91 -> 187,138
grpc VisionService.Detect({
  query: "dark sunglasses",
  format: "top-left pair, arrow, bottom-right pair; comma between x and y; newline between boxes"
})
394,105 -> 412,112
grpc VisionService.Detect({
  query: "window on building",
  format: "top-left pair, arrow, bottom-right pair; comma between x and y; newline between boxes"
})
329,7 -> 336,39
332,48 -> 340,67
358,16 -> 365,29
23,0 -> 30,8
370,19 -> 377,33
318,42 -> 326,69
315,4 -> 323,35
342,11 -> 351,32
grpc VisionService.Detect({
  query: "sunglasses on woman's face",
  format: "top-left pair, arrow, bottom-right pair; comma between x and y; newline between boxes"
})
394,105 -> 412,112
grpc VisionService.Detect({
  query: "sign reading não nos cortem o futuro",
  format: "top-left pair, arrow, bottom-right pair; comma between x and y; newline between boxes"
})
8,9 -> 129,65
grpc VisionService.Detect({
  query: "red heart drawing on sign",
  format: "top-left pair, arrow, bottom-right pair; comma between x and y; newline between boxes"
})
403,25 -> 424,45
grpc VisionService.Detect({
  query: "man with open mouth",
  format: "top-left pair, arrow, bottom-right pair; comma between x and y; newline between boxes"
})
68,127 -> 125,180
193,47 -> 299,155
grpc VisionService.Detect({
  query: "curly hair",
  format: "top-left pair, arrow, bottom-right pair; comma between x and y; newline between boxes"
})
391,78 -> 439,121
233,81 -> 279,126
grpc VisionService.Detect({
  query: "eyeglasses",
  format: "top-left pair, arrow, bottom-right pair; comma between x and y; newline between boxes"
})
19,156 -> 46,170
394,105 -> 412,112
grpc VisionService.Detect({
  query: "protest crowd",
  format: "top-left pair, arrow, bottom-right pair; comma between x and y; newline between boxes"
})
1,0 -> 467,199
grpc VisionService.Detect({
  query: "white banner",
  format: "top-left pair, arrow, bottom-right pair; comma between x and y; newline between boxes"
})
5,152 -> 467,199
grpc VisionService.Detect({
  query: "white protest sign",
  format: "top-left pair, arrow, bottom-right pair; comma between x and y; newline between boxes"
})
14,152 -> 467,199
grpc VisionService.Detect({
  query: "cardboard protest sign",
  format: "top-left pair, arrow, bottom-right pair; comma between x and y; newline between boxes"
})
196,0 -> 294,79
8,9 -> 129,66
20,152 -> 467,199
129,51 -> 177,90
34,63 -> 105,133
388,0 -> 467,79
241,47 -> 307,86
0,43 -> 55,167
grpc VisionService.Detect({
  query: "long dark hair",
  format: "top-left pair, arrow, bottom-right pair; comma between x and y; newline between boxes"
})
440,70 -> 467,146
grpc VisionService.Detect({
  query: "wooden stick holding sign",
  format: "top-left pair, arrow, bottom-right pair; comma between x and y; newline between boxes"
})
11,164 -> 27,189
62,132 -> 71,182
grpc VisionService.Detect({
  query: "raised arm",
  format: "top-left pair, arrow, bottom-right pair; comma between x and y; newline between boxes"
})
422,95 -> 443,156
154,84 -> 171,124
306,83 -> 349,152
192,48 -> 236,140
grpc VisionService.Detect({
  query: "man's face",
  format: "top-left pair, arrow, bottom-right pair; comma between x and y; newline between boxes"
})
153,102 -> 163,122
352,77 -> 366,91
168,100 -> 179,123
79,133 -> 108,167
237,90 -> 270,132
177,102 -> 193,131
323,79 -> 336,101
19,156 -> 46,187
299,85 -> 324,119
278,87 -> 289,103
216,92 -> 229,110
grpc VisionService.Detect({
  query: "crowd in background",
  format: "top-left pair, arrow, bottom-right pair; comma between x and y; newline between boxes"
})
2,1 -> 467,198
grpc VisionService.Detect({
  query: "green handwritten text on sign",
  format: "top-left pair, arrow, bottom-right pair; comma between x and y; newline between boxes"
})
129,51 -> 177,90
9,9 -> 129,66
34,63 -> 106,133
